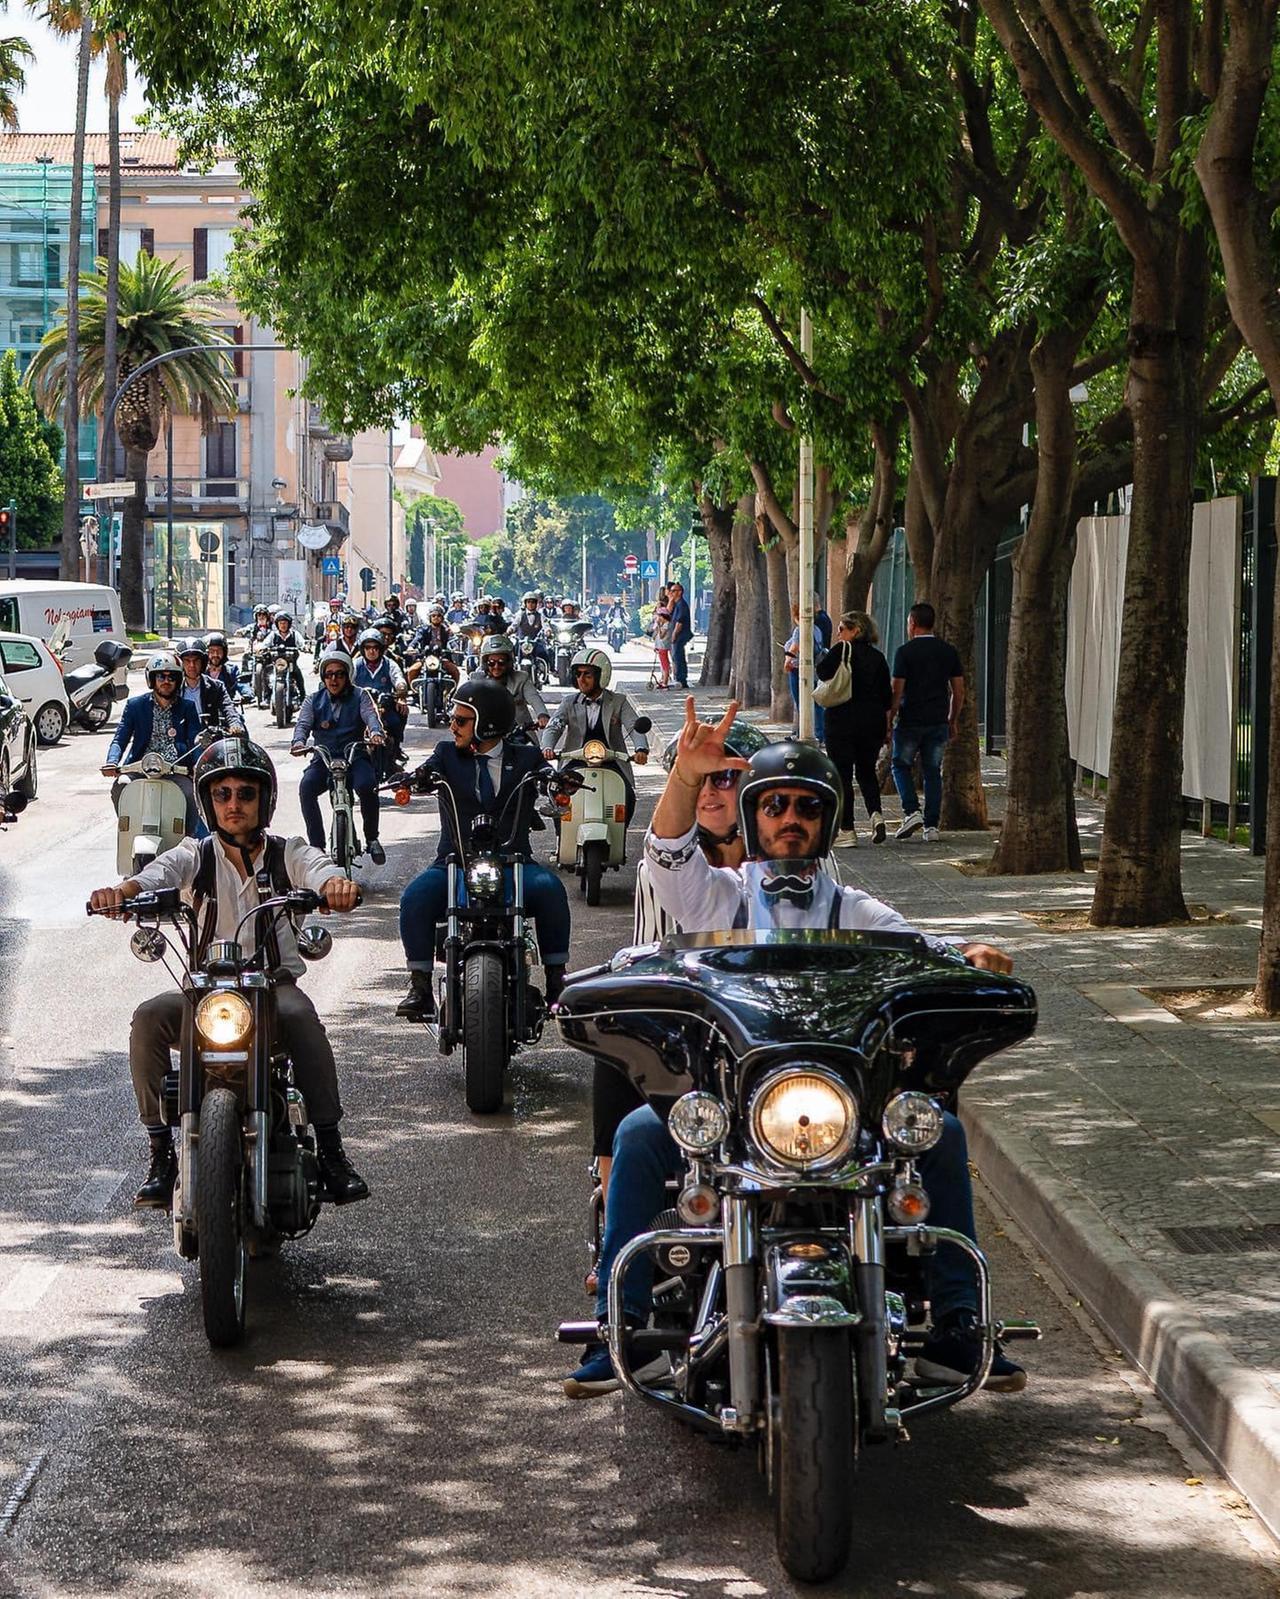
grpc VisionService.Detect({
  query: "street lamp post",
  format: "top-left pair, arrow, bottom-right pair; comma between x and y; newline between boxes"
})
797,308 -> 815,742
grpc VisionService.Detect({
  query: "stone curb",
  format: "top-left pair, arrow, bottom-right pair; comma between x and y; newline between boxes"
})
964,1096 -> 1280,1541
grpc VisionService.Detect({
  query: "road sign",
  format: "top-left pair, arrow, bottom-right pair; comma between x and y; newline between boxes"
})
640,559 -> 659,580
359,566 -> 375,591
321,555 -> 342,576
197,528 -> 220,555
83,480 -> 135,499
623,553 -> 639,573
391,582 -> 402,595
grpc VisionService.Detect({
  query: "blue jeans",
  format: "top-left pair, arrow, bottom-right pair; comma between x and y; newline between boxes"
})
595,1106 -> 977,1325
891,722 -> 948,828
670,632 -> 689,687
399,861 -> 571,969
298,752 -> 380,850
786,670 -> 825,741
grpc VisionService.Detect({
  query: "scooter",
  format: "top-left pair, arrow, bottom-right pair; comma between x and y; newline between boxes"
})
518,636 -> 549,688
57,636 -> 133,731
112,752 -> 194,876
551,719 -> 650,905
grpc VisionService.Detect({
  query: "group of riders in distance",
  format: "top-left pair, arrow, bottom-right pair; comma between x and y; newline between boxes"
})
81,582 -> 1040,1584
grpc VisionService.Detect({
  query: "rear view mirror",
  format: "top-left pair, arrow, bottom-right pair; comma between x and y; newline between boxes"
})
2,791 -> 27,814
633,716 -> 652,734
298,926 -> 333,961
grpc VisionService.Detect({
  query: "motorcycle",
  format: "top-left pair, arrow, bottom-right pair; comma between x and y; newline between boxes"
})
517,636 -> 550,688
87,883 -> 353,1347
554,621 -> 593,686
390,760 -> 581,1114
607,619 -> 627,654
556,899 -> 1041,1584
550,719 -> 650,905
416,650 -> 452,727
304,738 -> 370,877
266,641 -> 303,728
112,752 -> 194,876
58,637 -> 133,731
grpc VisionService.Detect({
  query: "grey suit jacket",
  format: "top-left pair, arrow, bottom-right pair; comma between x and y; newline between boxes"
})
540,687 -> 648,756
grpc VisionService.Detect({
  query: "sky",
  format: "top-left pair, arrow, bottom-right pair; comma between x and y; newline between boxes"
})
11,19 -> 149,134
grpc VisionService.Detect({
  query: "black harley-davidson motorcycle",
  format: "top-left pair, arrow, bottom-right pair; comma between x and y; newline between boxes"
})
556,899 -> 1040,1583
417,649 -> 453,727
88,883 -> 353,1347
391,761 -> 582,1113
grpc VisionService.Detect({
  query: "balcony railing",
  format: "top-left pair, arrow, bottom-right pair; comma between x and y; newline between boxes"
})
147,477 -> 250,507
314,500 -> 350,535
306,402 -> 333,439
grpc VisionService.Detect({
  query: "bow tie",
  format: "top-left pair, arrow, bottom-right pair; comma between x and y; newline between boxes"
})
759,872 -> 816,907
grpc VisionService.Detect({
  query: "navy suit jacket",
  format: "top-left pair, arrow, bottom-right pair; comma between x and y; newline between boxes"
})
421,736 -> 545,864
107,692 -> 202,767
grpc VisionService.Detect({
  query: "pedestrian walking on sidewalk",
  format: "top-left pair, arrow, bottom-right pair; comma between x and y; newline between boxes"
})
818,610 -> 892,848
889,601 -> 964,842
650,586 -> 672,688
668,582 -> 692,689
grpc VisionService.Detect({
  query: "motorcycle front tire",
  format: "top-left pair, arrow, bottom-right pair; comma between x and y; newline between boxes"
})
772,1327 -> 856,1583
331,807 -> 352,878
462,948 -> 508,1115
196,1086 -> 249,1348
274,682 -> 287,729
582,839 -> 606,906
427,684 -> 444,729
557,658 -> 572,687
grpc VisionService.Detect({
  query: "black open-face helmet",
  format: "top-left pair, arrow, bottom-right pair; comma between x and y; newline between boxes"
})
660,715 -> 770,773
450,679 -> 516,743
193,737 -> 278,836
737,741 -> 843,859
176,635 -> 208,668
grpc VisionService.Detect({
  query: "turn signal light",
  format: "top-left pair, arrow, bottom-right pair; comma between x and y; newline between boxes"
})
554,792 -> 572,811
886,1182 -> 931,1225
676,1182 -> 720,1224
394,786 -> 411,806
613,804 -> 627,823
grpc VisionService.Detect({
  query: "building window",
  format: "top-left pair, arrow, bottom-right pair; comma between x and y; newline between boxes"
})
205,423 -> 238,497
193,226 -> 234,281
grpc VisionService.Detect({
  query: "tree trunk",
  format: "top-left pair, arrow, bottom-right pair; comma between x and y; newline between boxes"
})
765,531 -> 792,724
931,539 -> 989,832
1091,249 -> 1209,926
845,419 -> 900,611
120,444 -> 149,629
826,532 -> 848,613
59,15 -> 94,582
903,461 -> 932,604
990,331 -> 1086,875
698,498 -> 735,686
100,82 -> 122,502
729,494 -> 771,707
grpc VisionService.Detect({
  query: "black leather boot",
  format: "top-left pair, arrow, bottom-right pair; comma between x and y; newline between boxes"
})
396,970 -> 436,1021
315,1127 -> 370,1205
544,965 -> 567,1005
134,1139 -> 177,1210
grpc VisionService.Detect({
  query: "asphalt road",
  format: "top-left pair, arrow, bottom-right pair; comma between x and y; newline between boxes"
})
0,643 -> 1275,1599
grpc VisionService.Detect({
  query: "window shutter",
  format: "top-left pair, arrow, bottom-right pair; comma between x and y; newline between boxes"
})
97,227 -> 108,260
193,227 -> 207,280
141,228 -> 154,256
233,324 -> 244,378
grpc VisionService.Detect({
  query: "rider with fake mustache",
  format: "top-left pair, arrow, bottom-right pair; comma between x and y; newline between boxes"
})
562,697 -> 1026,1399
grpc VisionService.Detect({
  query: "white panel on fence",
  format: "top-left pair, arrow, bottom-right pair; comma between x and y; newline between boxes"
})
1065,497 -> 1241,803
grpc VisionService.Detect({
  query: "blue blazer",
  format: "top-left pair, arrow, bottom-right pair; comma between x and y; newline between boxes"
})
107,692 -> 202,768
421,737 -> 545,865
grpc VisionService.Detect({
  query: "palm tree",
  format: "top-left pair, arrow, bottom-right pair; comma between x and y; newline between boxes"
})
0,22 -> 33,129
100,36 -> 126,490
26,253 -> 236,627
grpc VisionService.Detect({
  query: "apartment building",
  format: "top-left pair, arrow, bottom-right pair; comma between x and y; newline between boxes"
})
0,132 -> 437,626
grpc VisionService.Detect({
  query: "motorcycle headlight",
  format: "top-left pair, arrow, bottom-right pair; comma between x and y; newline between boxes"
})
465,859 -> 503,900
583,739 -> 608,765
195,990 -> 253,1048
425,655 -> 440,670
748,1068 -> 857,1171
274,657 -> 288,672
882,1091 -> 944,1153
669,1091 -> 730,1154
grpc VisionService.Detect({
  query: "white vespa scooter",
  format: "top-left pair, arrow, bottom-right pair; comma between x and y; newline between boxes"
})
551,716 -> 651,905
113,753 -> 193,876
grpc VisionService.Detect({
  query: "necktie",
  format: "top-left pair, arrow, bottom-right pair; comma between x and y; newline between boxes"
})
476,754 -> 496,809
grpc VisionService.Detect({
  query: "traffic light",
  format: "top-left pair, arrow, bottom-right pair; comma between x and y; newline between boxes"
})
0,504 -> 13,543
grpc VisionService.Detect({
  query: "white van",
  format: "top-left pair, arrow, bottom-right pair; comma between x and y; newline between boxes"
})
0,581 -> 128,672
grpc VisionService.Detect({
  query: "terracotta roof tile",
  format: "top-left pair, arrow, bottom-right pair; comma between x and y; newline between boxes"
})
0,133 -> 232,173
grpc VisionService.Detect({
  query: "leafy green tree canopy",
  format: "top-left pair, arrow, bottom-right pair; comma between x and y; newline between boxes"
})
0,350 -> 65,546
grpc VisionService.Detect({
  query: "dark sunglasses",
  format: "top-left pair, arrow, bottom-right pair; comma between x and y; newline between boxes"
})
321,669 -> 349,680
449,713 -> 476,727
152,671 -> 180,682
703,769 -> 740,791
760,791 -> 825,820
209,784 -> 260,803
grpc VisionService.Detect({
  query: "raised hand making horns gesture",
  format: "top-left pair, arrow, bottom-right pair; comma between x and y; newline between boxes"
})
652,698 -> 753,839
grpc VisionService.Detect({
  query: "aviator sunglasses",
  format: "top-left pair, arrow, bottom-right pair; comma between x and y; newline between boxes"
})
209,784 -> 260,804
703,769 -> 741,790
759,791 -> 825,820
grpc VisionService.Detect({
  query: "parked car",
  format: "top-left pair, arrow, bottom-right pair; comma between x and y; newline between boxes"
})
0,632 -> 71,745
0,670 -> 38,801
0,581 -> 127,672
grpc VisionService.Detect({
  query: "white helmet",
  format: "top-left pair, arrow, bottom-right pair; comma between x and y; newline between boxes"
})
570,646 -> 612,689
144,649 -> 183,688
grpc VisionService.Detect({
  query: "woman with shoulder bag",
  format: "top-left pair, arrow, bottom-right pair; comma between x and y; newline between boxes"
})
817,609 -> 892,847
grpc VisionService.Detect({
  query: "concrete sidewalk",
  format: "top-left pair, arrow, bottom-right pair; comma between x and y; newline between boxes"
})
658,680 -> 1280,1541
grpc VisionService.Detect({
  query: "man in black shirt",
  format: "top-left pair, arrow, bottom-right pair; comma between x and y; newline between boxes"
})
889,601 -> 964,841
